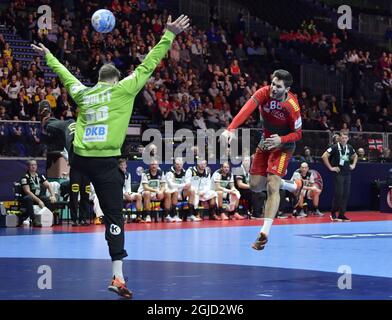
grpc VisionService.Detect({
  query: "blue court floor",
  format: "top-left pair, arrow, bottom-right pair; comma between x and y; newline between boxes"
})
1,216 -> 392,300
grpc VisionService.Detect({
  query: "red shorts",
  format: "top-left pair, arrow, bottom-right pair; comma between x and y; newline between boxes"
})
250,147 -> 293,177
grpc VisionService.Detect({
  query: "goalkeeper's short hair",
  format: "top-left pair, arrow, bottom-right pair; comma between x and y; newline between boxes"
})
98,64 -> 121,82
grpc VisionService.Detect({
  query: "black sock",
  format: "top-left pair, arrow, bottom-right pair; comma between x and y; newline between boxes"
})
189,204 -> 195,216
209,205 -> 217,218
170,206 -> 176,218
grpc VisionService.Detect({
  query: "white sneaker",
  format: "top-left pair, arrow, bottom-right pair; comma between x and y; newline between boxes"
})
165,216 -> 174,222
23,218 -> 30,226
145,215 -> 152,223
173,215 -> 183,222
297,209 -> 307,218
188,214 -> 202,222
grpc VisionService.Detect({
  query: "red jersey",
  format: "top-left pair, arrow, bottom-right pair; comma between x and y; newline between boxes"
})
228,86 -> 302,150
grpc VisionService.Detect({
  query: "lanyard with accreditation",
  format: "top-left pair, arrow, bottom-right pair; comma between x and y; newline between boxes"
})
337,143 -> 350,166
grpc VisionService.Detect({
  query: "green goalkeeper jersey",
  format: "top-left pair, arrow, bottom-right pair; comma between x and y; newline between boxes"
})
45,30 -> 175,157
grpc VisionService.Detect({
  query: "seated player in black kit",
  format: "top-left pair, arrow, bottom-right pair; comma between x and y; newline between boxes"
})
39,100 -> 91,226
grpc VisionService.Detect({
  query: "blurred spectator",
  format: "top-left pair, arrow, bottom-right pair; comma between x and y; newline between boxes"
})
357,148 -> 368,162
300,147 -> 315,163
340,122 -> 350,135
193,111 -> 207,130
351,118 -> 363,132
379,148 -> 391,163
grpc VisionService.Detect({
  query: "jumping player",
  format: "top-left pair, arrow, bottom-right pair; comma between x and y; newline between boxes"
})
222,69 -> 303,251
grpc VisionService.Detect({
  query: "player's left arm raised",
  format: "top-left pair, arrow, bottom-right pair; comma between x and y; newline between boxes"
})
31,43 -> 86,102
118,14 -> 190,95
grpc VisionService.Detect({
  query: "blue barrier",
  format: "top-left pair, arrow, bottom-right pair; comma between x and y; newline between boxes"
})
0,160 -> 390,211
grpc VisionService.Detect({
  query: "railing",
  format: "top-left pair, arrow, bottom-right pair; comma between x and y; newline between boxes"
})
300,64 -> 344,106
1,120 -> 389,162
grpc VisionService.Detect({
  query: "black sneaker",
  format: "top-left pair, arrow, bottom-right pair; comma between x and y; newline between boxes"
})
251,232 -> 268,251
338,214 -> 351,222
276,211 -> 289,219
330,213 -> 338,222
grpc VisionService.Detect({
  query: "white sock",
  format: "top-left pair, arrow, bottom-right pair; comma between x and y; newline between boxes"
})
112,260 -> 124,282
280,180 -> 297,193
260,218 -> 274,235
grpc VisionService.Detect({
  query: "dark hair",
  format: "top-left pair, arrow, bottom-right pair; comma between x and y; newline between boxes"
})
98,64 -> 121,82
272,69 -> 293,88
38,100 -> 51,117
118,158 -> 127,165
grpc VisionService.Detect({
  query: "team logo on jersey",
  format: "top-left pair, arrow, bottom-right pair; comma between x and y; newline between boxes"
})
294,117 -> 302,129
83,125 -> 108,142
272,110 -> 286,120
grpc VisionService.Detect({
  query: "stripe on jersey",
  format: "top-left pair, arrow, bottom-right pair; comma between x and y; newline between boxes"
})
288,99 -> 299,112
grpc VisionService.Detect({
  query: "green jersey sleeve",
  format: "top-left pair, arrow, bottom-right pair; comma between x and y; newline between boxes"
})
45,53 -> 87,102
118,30 -> 175,95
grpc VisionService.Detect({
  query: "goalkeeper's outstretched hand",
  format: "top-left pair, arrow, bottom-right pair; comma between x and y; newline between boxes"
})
166,14 -> 190,35
31,43 -> 50,57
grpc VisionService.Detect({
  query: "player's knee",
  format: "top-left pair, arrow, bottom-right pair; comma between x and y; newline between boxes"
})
143,191 -> 151,199
250,175 -> 266,193
156,193 -> 164,201
266,176 -> 280,195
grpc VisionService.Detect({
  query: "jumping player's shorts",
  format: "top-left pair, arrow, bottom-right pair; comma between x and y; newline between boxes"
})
250,147 -> 293,177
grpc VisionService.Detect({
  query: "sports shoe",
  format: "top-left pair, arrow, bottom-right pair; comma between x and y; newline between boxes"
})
188,214 -> 202,222
135,216 -> 145,223
80,220 -> 90,226
94,217 -> 102,225
337,214 -> 351,222
108,276 -> 133,299
251,232 -> 268,251
330,213 -> 338,221
220,212 -> 229,220
145,215 -> 152,223
164,215 -> 174,223
173,215 -> 183,222
232,212 -> 245,220
313,209 -> 324,217
210,213 -> 222,221
296,209 -> 307,218
293,178 -> 303,198
276,211 -> 289,219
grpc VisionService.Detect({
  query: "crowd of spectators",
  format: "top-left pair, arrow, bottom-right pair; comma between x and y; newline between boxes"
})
0,1 -> 391,159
